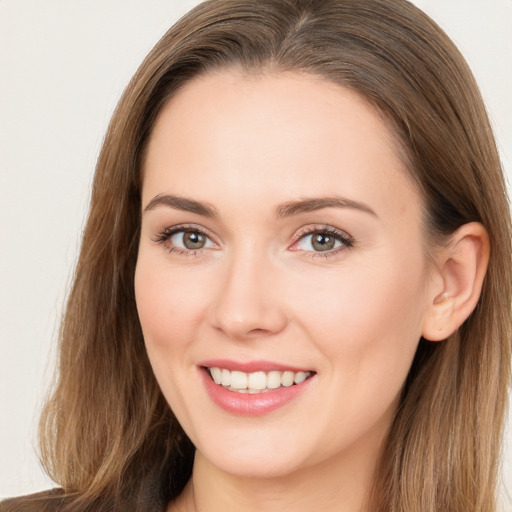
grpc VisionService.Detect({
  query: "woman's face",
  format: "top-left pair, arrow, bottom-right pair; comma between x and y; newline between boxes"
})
135,71 -> 437,479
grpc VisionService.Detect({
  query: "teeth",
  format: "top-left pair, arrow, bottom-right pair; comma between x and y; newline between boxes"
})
221,368 -> 231,387
281,371 -> 294,387
230,371 -> 247,390
248,371 -> 267,390
210,367 -> 222,384
294,371 -> 308,384
267,371 -> 282,389
207,367 -> 312,392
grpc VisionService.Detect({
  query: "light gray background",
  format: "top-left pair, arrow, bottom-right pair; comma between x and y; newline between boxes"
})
1,0 -> 511,505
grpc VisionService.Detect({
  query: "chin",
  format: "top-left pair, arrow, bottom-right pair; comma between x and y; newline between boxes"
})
199,445 -> 310,479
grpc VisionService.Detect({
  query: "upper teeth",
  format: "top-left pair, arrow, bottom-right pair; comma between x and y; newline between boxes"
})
208,367 -> 311,393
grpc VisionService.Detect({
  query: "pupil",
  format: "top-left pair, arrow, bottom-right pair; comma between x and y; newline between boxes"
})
184,231 -> 205,249
312,233 -> 335,251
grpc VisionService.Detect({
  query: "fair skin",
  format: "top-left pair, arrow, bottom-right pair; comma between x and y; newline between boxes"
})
134,71 -> 489,512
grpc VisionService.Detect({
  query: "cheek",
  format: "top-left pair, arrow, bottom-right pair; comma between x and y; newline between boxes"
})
134,258 -> 212,415
292,252 -> 428,433
288,248 -> 428,369
134,259 -> 209,353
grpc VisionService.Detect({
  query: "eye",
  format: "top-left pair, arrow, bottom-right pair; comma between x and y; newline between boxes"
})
153,225 -> 218,254
170,230 -> 214,250
291,226 -> 354,255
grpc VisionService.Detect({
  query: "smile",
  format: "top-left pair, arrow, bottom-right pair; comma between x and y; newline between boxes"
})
207,367 -> 313,393
199,362 -> 316,416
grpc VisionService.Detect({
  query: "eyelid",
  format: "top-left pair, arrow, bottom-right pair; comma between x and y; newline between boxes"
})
152,223 -> 220,249
293,224 -> 353,240
151,222 -> 354,258
289,224 -> 355,256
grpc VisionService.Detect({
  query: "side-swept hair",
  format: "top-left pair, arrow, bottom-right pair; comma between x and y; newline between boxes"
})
4,1 -> 510,511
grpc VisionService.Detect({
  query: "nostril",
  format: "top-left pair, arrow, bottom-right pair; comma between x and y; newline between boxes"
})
207,303 -> 288,340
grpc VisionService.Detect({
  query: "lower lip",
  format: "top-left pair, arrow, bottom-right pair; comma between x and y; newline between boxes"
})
200,367 -> 314,416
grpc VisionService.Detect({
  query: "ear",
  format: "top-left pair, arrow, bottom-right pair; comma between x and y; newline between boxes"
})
422,222 -> 490,342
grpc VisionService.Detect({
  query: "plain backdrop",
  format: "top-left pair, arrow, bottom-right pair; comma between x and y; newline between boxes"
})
1,0 -> 511,505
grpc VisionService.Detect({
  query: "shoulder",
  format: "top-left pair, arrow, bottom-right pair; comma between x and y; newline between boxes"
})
0,489 -> 65,512
0,489 -> 166,512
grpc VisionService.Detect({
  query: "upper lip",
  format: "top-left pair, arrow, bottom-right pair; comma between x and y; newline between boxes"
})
199,359 -> 314,373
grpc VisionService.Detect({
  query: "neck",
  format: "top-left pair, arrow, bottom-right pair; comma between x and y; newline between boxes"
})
169,441 -> 382,512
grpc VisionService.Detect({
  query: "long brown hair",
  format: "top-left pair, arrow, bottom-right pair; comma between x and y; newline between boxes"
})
4,1 -> 511,511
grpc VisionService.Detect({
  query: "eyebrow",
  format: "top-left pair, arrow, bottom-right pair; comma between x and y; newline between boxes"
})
143,194 -> 218,217
143,194 -> 377,219
275,196 -> 377,218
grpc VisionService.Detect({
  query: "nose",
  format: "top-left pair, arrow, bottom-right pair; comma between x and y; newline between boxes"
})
206,251 -> 288,340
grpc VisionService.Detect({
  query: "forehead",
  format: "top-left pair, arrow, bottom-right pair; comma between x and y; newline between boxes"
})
145,70 -> 401,166
141,71 -> 421,224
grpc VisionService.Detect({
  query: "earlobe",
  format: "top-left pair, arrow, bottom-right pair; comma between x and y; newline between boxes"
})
422,222 -> 490,342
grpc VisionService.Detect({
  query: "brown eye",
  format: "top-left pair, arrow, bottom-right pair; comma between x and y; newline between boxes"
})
291,227 -> 353,255
182,231 -> 206,249
311,233 -> 336,251
163,228 -> 216,252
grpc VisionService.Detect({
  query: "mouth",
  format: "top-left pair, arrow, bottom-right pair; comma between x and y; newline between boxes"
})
198,359 -> 316,415
205,366 -> 314,394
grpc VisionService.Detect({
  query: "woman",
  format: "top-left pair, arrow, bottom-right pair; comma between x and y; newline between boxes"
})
2,0 -> 510,511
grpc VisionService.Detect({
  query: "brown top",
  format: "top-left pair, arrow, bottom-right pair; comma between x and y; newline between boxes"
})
0,489 -> 65,512
0,488 -> 168,512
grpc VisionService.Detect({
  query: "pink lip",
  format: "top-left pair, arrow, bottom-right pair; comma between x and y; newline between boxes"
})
199,359 -> 312,373
198,365 -> 315,417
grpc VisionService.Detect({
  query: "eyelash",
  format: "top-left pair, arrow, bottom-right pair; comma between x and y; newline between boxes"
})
292,225 -> 354,259
152,224 -> 213,257
152,223 -> 354,259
